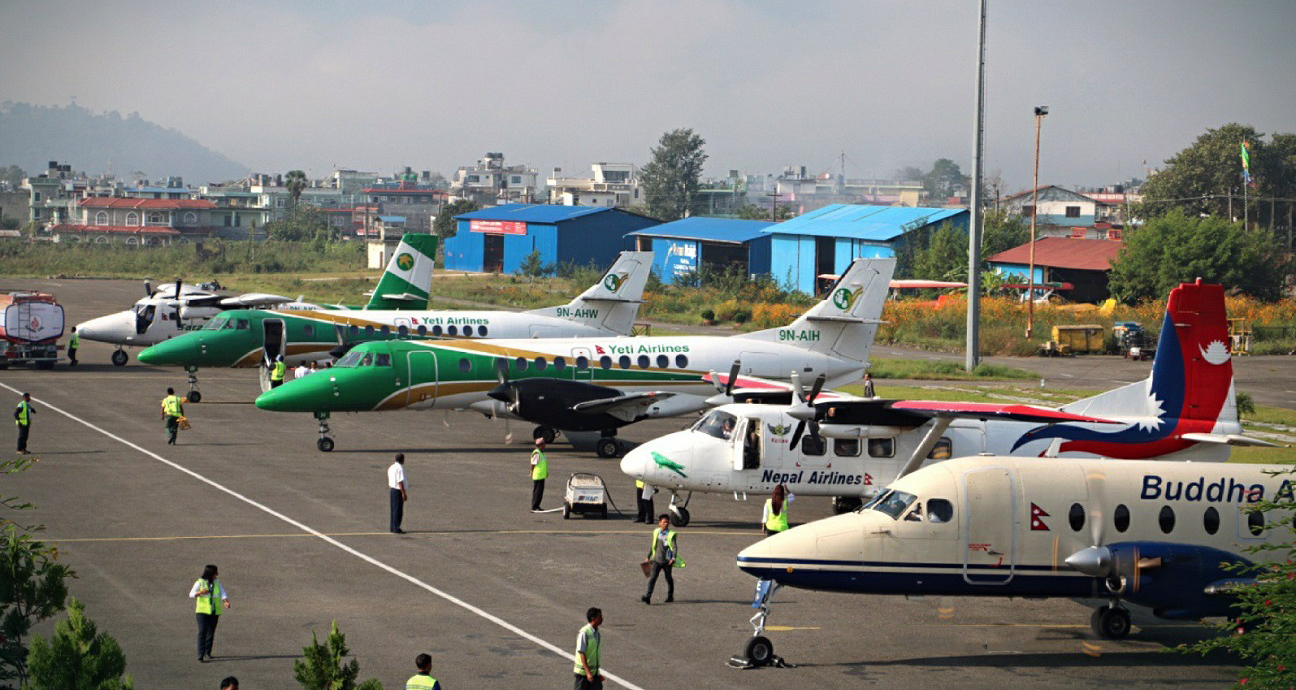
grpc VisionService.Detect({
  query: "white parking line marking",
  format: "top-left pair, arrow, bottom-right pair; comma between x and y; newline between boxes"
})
0,382 -> 644,690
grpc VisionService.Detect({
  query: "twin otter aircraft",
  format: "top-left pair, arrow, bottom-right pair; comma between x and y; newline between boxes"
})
623,280 -> 1272,523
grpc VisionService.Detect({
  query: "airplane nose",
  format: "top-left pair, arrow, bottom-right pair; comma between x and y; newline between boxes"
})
137,336 -> 192,365
74,315 -> 118,342
255,374 -> 334,412
619,446 -> 648,480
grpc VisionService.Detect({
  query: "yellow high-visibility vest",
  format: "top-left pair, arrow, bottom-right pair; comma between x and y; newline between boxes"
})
572,623 -> 600,676
162,395 -> 183,417
764,499 -> 789,532
193,579 -> 223,615
15,402 -> 31,426
404,674 -> 439,689
648,527 -> 685,567
531,449 -> 548,480
271,361 -> 286,381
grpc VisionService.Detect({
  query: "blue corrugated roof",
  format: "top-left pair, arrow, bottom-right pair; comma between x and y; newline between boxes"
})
767,204 -> 967,240
377,215 -> 406,223
625,217 -> 772,244
455,203 -> 612,224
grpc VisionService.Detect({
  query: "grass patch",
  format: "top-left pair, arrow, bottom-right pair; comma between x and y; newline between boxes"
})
867,357 -> 1035,381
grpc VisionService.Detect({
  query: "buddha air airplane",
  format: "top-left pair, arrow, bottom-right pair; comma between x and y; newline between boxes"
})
622,280 -> 1275,523
76,233 -> 438,372
254,258 -> 897,454
138,250 -> 655,404
732,455 -> 1295,666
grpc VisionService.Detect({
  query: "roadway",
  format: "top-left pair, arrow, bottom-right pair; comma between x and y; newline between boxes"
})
0,277 -> 1268,688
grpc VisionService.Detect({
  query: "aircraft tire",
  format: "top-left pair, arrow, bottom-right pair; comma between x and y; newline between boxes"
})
669,506 -> 690,527
534,426 -> 556,444
317,437 -> 335,452
187,390 -> 202,403
112,350 -> 128,366
596,437 -> 619,458
743,636 -> 774,667
1091,605 -> 1131,639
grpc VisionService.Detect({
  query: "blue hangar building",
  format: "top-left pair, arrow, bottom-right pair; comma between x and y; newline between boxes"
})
626,217 -> 773,284
443,204 -> 660,273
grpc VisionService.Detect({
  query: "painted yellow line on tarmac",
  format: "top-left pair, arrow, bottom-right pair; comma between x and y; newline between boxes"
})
764,625 -> 820,631
51,528 -> 757,543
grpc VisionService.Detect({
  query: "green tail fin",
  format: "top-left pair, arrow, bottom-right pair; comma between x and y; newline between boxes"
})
366,233 -> 438,310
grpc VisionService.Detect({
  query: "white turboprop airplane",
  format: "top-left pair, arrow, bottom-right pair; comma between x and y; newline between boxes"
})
621,280 -> 1275,524
732,455 -> 1295,666
75,233 -> 439,367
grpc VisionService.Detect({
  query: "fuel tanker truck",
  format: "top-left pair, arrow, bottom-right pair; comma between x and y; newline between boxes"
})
0,291 -> 65,369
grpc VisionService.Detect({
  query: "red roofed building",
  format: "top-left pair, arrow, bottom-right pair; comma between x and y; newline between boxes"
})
987,236 -> 1125,302
51,197 -> 221,245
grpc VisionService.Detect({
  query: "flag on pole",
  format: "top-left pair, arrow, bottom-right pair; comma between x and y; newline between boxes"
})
1241,140 -> 1255,187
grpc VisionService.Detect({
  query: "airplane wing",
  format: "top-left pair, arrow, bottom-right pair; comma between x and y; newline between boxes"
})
571,391 -> 678,423
887,401 -> 1120,424
219,293 -> 295,307
701,372 -> 852,401
1179,432 -> 1284,447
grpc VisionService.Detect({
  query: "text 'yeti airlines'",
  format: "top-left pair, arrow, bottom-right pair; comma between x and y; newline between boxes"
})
622,280 -> 1275,521
254,258 -> 897,455
139,250 -> 653,408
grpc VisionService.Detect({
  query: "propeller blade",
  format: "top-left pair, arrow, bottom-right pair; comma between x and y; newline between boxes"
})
807,372 -> 826,403
808,419 -> 820,442
495,358 -> 510,386
1087,470 -> 1107,548
790,371 -> 806,403
789,419 -> 807,450
724,360 -> 740,397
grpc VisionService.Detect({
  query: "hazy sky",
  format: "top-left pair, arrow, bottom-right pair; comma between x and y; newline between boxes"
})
3,0 -> 1294,191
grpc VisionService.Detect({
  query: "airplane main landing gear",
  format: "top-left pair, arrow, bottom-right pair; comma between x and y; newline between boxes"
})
532,425 -> 557,444
595,429 -> 622,459
1091,601 -> 1132,639
185,366 -> 202,403
112,348 -> 128,367
728,579 -> 788,668
668,491 -> 692,527
315,411 -> 334,452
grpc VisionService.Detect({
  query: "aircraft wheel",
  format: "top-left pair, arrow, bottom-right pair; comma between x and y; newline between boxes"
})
562,502 -> 571,519
669,506 -> 690,527
599,504 -> 608,519
743,636 -> 774,667
1091,605 -> 1131,639
317,437 -> 335,452
596,437 -> 619,458
187,390 -> 202,403
112,350 -> 128,366
534,426 -> 556,444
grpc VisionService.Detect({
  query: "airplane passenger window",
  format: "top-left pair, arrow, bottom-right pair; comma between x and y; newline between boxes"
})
927,438 -> 953,460
1114,504 -> 1130,533
375,354 -> 391,367
554,357 -> 567,371
1158,505 -> 1176,534
364,325 -> 375,337
397,325 -> 408,337
1203,506 -> 1220,535
535,357 -> 548,371
833,439 -> 861,457
514,357 -> 528,372
458,358 -> 471,372
637,355 -> 651,369
432,325 -> 443,336
416,325 -> 427,337
478,326 -> 488,337
800,435 -> 826,456
599,356 -> 612,370
303,324 -> 316,337
1069,503 -> 1085,532
575,356 -> 589,370
619,356 -> 632,369
1248,510 -> 1265,536
235,319 -> 250,330
656,354 -> 669,369
447,325 -> 458,336
380,325 -> 391,336
867,437 -> 894,458
675,355 -> 688,368
349,325 -> 360,337
462,326 -> 473,337
927,498 -> 954,523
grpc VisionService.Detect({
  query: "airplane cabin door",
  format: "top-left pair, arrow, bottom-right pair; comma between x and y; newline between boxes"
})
262,319 -> 285,364
962,467 -> 1016,584
571,347 -> 594,381
405,351 -> 437,408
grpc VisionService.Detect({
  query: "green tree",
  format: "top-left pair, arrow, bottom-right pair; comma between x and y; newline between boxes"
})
1107,209 -> 1289,303
735,204 -> 793,221
640,128 -> 708,221
0,165 -> 25,188
285,170 -> 308,206
894,166 -> 926,183
26,597 -> 133,690
911,223 -> 969,281
922,158 -> 969,202
515,250 -> 552,278
0,458 -> 74,686
293,621 -> 382,690
980,209 -> 1030,258
265,206 -> 331,242
433,199 -> 479,239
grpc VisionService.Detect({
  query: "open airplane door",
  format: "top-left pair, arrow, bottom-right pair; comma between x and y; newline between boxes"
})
963,467 -> 1016,584
258,319 -> 286,393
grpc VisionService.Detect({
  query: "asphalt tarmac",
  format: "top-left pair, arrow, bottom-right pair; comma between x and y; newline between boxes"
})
1,277 -> 1280,688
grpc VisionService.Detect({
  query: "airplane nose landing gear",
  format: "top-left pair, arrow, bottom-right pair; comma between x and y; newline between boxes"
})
185,365 -> 202,403
728,579 -> 791,669
112,348 -> 128,366
315,411 -> 334,452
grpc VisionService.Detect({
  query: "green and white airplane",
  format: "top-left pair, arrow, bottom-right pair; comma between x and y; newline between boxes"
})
255,258 -> 896,454
138,250 -> 655,401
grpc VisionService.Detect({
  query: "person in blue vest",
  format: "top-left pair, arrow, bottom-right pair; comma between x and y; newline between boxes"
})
189,564 -> 231,662
573,607 -> 603,689
405,653 -> 441,689
14,392 -> 34,454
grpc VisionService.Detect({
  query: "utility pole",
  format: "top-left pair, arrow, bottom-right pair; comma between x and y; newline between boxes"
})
966,0 -> 987,372
766,191 -> 782,222
1025,105 -> 1047,340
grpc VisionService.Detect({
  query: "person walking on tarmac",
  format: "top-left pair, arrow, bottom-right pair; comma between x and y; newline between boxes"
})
389,453 -> 408,534
573,607 -> 603,690
634,479 -> 654,523
642,514 -> 683,604
863,372 -> 876,398
529,438 -> 548,512
161,387 -> 185,445
189,563 -> 230,662
67,326 -> 80,367
14,392 -> 34,454
269,355 -> 287,389
405,653 -> 441,689
762,483 -> 792,535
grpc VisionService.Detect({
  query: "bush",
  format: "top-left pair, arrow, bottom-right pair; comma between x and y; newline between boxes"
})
293,621 -> 382,690
26,598 -> 132,690
751,303 -> 804,329
700,309 -> 715,321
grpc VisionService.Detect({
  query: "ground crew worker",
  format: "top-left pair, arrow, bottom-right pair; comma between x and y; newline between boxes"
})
642,514 -> 683,604
189,563 -> 230,662
529,438 -> 547,512
389,453 -> 408,534
162,387 -> 184,445
634,479 -> 654,523
762,484 -> 791,535
405,653 -> 441,689
67,326 -> 80,367
270,355 -> 286,388
14,392 -> 34,454
573,607 -> 603,690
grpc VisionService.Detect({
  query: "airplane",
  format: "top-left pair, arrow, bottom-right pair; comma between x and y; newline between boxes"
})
621,280 -> 1277,523
76,233 -> 438,374
253,258 -> 898,455
137,250 -> 656,407
732,454 -> 1295,665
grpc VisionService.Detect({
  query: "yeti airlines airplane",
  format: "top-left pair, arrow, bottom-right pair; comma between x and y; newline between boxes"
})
732,455 -> 1294,665
622,280 -> 1275,523
254,258 -> 897,454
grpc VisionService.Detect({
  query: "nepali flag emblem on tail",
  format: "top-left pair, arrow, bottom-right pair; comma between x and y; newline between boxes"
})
1030,503 -> 1050,531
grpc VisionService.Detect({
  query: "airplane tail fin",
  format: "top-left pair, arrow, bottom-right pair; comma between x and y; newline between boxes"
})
1062,280 -> 1236,428
365,233 -> 438,310
524,251 -> 653,335
737,257 -> 895,367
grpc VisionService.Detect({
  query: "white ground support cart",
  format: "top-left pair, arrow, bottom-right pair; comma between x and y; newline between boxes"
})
563,473 -> 609,519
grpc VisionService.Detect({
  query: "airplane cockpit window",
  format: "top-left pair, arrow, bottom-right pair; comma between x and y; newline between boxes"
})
904,503 -> 923,521
235,319 -> 251,330
867,437 -> 894,458
374,353 -> 392,367
870,490 -> 917,520
693,410 -> 738,441
204,315 -> 229,331
335,350 -> 366,368
135,305 -> 157,334
357,353 -> 373,366
927,498 -> 954,523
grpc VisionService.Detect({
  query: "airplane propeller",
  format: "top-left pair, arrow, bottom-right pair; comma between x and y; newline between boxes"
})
1064,470 -> 1157,595
328,325 -> 354,359
170,278 -> 184,324
788,371 -> 827,450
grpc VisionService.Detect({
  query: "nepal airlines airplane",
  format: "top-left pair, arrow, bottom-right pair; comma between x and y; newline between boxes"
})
139,250 -> 654,403
621,280 -> 1275,523
253,258 -> 897,454
732,455 -> 1294,666
76,233 -> 438,374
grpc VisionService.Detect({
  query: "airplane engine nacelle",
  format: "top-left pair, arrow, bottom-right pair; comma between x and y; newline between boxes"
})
1107,542 -> 1251,620
180,305 -> 221,322
643,394 -> 709,419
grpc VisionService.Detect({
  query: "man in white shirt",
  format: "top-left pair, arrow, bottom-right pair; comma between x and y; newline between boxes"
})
293,363 -> 310,380
388,453 -> 408,534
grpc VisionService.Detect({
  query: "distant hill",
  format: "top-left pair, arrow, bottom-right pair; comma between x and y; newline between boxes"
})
0,102 -> 249,184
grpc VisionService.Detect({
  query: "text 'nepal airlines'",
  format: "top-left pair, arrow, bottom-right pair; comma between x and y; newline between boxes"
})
732,456 -> 1295,665
622,280 -> 1272,518
79,233 -> 437,374
254,258 -> 898,454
